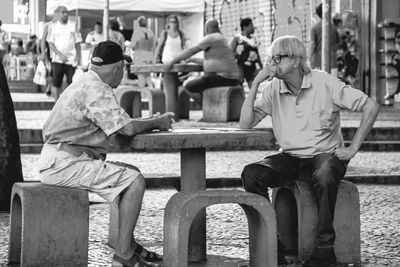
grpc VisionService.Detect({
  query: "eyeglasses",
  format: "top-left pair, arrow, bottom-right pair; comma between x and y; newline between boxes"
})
169,20 -> 177,24
271,54 -> 290,64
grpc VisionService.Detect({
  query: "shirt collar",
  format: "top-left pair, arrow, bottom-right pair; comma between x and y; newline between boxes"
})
87,70 -> 112,90
279,72 -> 312,94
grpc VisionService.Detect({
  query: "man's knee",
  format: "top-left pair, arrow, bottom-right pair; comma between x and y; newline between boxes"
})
126,174 -> 146,194
241,163 -> 269,193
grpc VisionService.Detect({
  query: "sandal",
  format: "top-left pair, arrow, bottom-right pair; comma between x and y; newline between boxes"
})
112,253 -> 160,267
134,242 -> 163,262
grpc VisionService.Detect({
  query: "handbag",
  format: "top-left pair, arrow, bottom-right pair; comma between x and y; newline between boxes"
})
33,60 -> 47,86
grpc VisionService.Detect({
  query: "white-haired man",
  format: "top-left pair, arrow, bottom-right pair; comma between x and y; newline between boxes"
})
39,41 -> 173,267
240,35 -> 380,267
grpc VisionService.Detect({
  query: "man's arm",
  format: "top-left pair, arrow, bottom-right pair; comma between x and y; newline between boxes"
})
239,66 -> 277,129
163,45 -> 202,71
334,98 -> 380,160
118,112 -> 174,136
48,42 -> 68,63
75,42 -> 81,65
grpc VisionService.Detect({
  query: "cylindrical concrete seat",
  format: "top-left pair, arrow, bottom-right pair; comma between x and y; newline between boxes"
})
271,180 -> 361,265
8,182 -> 89,266
202,86 -> 245,122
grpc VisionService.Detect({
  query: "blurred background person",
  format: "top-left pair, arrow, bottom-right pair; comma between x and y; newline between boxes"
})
230,17 -> 263,88
85,21 -> 104,46
129,16 -> 155,87
310,3 -> 340,75
109,19 -> 125,49
154,14 -> 186,64
0,20 -> 10,63
47,5 -> 82,100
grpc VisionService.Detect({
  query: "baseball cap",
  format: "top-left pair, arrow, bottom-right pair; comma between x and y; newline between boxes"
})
91,41 -> 132,66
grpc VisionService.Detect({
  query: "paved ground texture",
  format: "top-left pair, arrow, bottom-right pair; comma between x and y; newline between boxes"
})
0,151 -> 399,266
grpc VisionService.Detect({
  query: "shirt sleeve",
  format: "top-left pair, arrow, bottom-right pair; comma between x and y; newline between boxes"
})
253,81 -> 273,121
85,89 -> 133,136
197,35 -> 213,51
328,74 -> 368,111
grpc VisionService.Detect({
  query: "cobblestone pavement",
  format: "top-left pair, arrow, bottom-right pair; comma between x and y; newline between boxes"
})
1,185 -> 399,267
1,151 -> 400,266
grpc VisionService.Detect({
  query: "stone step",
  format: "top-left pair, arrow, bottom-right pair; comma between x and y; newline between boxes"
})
8,80 -> 41,93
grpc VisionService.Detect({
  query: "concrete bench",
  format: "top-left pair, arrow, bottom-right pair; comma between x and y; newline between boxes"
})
202,86 -> 245,122
271,180 -> 360,265
162,190 -> 277,267
8,182 -> 89,266
116,85 -> 165,118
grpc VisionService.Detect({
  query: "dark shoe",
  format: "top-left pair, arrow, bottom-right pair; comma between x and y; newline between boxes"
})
134,242 -> 162,262
302,246 -> 336,267
112,253 -> 160,267
278,239 -> 287,265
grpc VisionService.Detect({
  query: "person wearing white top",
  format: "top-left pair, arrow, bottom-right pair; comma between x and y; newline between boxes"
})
85,21 -> 105,46
47,5 -> 82,100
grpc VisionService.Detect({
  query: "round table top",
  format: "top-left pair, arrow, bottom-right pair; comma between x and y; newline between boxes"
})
130,63 -> 203,73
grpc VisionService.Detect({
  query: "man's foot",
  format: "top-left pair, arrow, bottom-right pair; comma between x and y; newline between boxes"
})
112,253 -> 160,267
302,246 -> 336,267
134,242 -> 162,262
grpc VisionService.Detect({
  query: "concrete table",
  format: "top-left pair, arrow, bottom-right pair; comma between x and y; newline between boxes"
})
125,128 -> 277,262
130,63 -> 203,120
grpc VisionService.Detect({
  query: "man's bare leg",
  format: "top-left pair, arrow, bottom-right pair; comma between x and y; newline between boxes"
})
51,86 -> 60,101
115,174 -> 146,259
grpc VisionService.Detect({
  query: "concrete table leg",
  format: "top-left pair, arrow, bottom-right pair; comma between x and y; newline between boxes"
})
163,72 -> 180,120
180,148 -> 207,262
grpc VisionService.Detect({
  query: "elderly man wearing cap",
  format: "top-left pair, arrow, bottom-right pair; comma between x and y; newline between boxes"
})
38,41 -> 173,267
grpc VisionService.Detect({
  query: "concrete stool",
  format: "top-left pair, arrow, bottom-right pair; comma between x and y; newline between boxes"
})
202,86 -> 245,122
163,190 -> 277,267
8,182 -> 89,267
271,180 -> 360,264
116,85 -> 165,118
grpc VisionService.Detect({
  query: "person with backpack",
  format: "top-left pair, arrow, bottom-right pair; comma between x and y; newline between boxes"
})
230,17 -> 263,88
154,15 -> 185,64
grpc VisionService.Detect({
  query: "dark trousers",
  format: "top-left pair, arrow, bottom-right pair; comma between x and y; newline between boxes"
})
52,62 -> 76,88
185,73 -> 240,93
241,152 -> 348,247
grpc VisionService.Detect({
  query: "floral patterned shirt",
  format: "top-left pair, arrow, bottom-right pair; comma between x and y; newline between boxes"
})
43,70 -> 132,159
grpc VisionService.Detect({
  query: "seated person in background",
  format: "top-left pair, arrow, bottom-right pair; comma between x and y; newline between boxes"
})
240,35 -> 380,267
38,41 -> 174,267
85,21 -> 105,46
163,18 -> 242,104
230,17 -> 263,88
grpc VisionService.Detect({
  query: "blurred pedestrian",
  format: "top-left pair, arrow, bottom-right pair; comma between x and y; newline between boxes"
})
47,5 -> 82,100
230,17 -> 263,88
0,20 -> 10,63
109,19 -> 125,49
129,16 -> 155,87
310,3 -> 340,75
85,21 -> 104,46
163,19 -> 241,105
240,35 -> 380,267
154,15 -> 185,64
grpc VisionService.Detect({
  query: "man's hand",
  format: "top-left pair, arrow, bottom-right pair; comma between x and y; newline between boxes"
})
156,112 -> 175,131
333,147 -> 357,161
253,65 -> 278,85
163,60 -> 174,72
59,54 -> 68,63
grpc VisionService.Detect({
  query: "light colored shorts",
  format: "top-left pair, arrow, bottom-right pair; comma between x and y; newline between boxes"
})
38,144 -> 141,202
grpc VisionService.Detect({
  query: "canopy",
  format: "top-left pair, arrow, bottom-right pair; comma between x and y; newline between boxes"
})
46,0 -> 204,17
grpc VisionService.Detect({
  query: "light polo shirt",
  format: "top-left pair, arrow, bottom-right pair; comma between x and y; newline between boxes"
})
254,69 -> 368,157
43,70 -> 133,159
